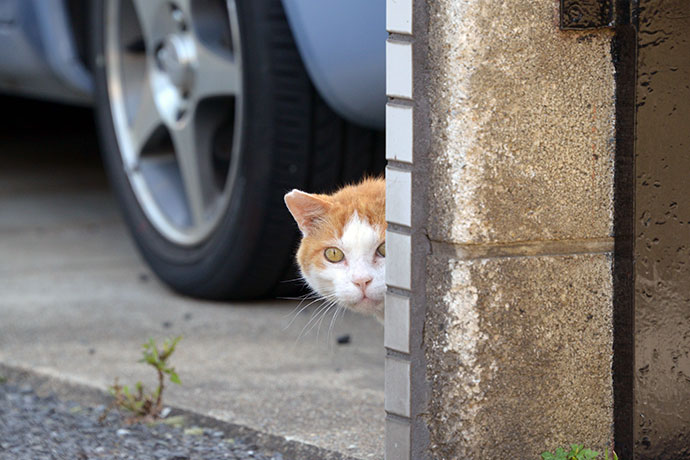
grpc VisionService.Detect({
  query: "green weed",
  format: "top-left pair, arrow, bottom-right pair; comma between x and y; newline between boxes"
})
541,445 -> 619,460
101,336 -> 182,423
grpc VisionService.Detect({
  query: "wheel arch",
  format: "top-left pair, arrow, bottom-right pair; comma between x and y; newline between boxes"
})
280,0 -> 386,130
0,0 -> 92,102
63,0 -> 92,74
31,0 -> 93,98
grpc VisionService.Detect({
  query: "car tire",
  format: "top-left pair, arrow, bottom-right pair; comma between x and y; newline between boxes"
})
91,0 -> 383,300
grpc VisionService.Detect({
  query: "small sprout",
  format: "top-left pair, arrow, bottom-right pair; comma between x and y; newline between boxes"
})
69,405 -> 83,414
184,426 -> 205,436
541,445 -> 619,460
160,415 -> 186,427
604,448 -> 619,460
100,336 -> 182,424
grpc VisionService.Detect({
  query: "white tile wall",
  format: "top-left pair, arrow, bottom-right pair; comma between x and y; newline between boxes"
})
385,356 -> 411,417
385,416 -> 411,460
386,40 -> 413,99
386,103 -> 413,163
385,231 -> 411,290
386,0 -> 413,34
385,168 -> 412,227
386,1 -> 415,457
385,293 -> 410,353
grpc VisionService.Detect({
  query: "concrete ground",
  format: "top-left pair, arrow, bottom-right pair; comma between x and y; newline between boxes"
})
0,98 -> 384,459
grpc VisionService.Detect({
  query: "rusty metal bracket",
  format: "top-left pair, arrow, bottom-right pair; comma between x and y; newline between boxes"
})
560,0 -> 615,29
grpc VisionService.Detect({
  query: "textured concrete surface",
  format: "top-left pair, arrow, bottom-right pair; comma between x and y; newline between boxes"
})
426,0 -> 616,244
0,99 -> 384,460
421,0 -> 617,457
425,254 -> 614,458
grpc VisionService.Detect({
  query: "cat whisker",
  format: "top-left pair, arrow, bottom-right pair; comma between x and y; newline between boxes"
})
314,301 -> 339,341
282,295 -> 329,330
278,292 -> 321,302
279,276 -> 309,285
283,290 -> 332,314
277,295 -> 308,301
299,298 -> 338,341
296,301 -> 330,342
317,296 -> 342,340
327,304 -> 344,345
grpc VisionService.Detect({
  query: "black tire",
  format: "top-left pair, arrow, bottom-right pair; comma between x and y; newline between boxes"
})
91,0 -> 383,300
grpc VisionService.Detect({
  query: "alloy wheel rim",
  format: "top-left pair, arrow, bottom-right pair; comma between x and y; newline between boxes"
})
105,0 -> 243,246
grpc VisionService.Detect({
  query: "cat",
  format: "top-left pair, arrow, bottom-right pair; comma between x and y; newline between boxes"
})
284,177 -> 386,323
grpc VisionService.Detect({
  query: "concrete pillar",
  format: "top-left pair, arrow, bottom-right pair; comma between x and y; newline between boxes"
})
385,0 -> 618,458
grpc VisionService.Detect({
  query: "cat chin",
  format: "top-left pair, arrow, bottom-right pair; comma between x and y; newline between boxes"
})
347,298 -> 384,322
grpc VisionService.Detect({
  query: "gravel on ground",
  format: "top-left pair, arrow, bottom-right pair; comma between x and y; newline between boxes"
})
0,381 -> 284,460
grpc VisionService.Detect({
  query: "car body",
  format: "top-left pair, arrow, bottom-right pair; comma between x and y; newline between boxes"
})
0,0 -> 385,128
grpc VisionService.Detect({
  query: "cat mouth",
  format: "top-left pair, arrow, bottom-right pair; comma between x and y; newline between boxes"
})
356,294 -> 382,306
349,296 -> 383,317
340,291 -> 383,311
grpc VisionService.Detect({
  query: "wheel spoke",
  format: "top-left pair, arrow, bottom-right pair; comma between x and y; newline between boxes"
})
170,120 -> 206,226
129,84 -> 163,164
131,0 -> 163,51
193,41 -> 240,100
172,0 -> 193,16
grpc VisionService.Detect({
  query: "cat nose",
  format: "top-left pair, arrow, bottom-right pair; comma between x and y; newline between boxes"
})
353,276 -> 373,292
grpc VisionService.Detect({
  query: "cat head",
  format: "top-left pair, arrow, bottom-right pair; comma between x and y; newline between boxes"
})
284,178 -> 386,321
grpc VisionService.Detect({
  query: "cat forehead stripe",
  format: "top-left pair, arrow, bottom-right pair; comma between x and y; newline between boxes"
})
340,212 -> 381,255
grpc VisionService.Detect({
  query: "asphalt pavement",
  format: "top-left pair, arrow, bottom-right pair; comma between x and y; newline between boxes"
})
0,381 -> 285,460
0,97 -> 384,460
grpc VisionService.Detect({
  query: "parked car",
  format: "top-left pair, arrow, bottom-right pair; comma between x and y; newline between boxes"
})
0,0 -> 386,299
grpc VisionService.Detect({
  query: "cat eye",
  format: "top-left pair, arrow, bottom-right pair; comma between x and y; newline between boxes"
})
324,247 -> 345,263
376,242 -> 385,257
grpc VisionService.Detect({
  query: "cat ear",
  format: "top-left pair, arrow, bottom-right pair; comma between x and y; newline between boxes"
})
284,189 -> 331,235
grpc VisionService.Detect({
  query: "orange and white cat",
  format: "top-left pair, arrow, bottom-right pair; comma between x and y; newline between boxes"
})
284,178 -> 386,322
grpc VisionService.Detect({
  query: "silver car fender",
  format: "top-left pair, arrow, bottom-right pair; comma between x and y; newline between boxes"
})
281,0 -> 386,129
